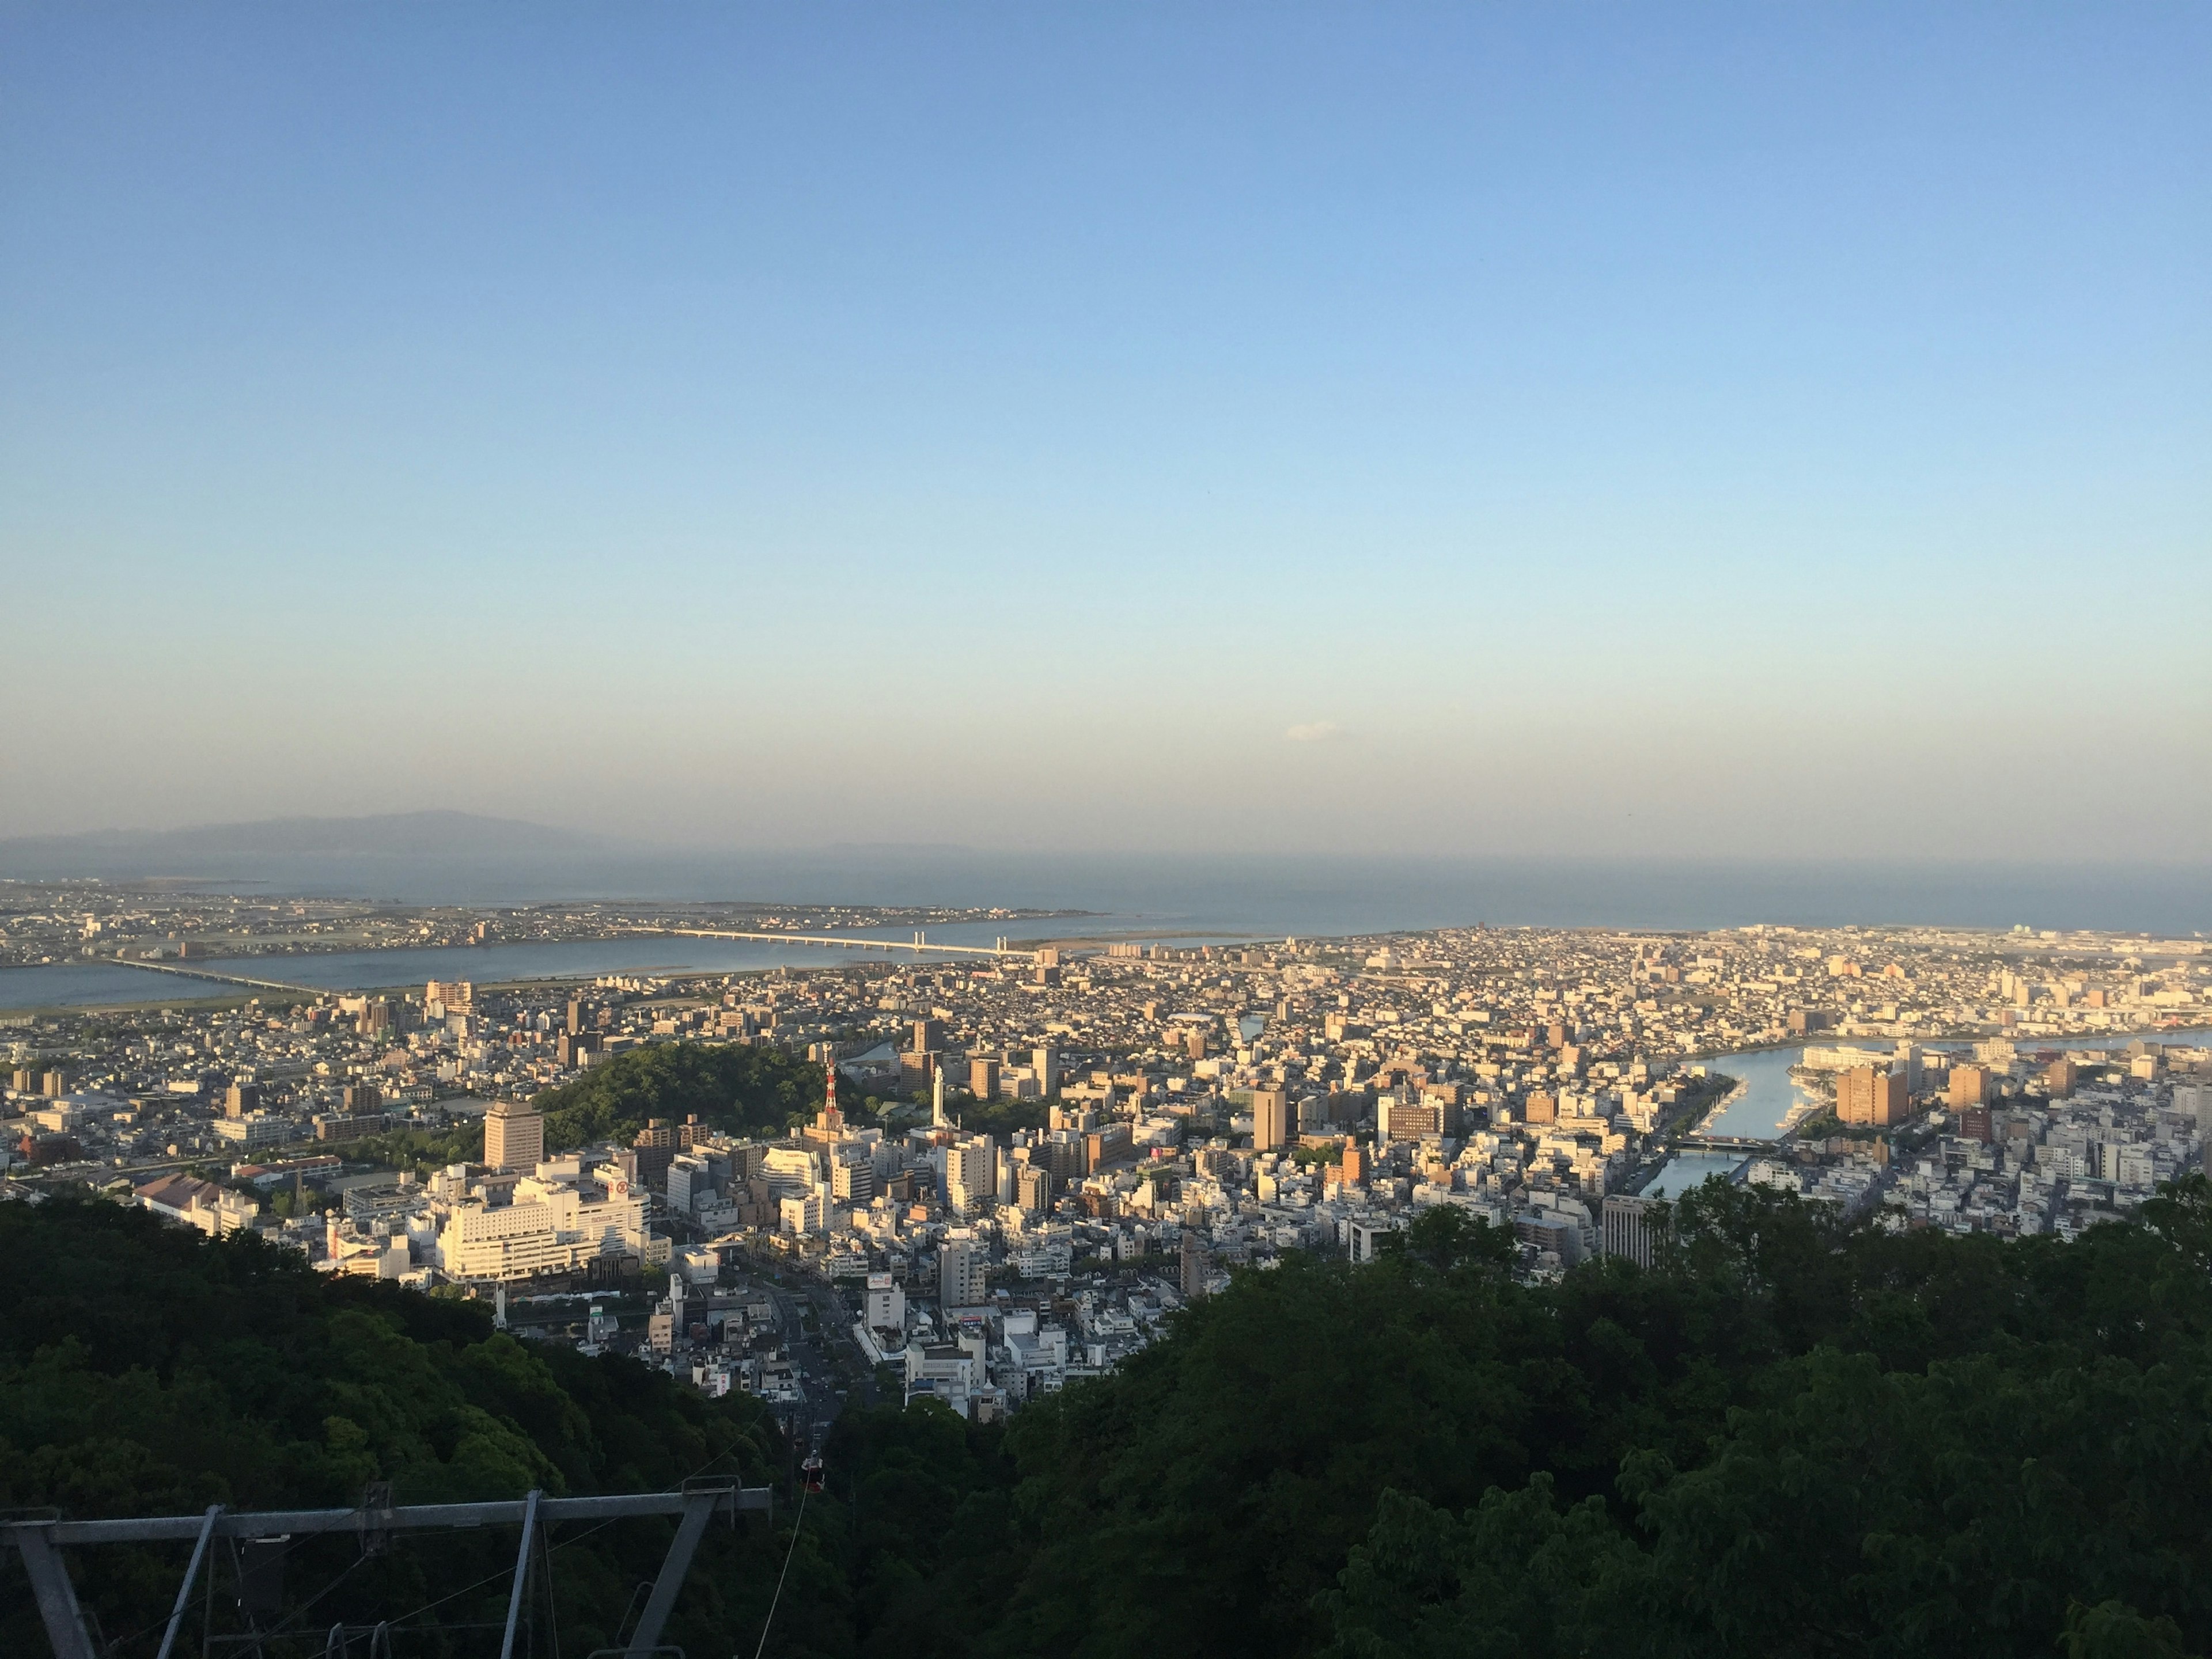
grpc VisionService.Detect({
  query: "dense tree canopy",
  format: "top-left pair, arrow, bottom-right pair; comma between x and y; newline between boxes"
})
0,1194 -> 785,1657
531,1040 -> 825,1150
11,1175 -> 2212,1658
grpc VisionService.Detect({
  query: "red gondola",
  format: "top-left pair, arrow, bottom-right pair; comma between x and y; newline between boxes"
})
801,1452 -> 825,1494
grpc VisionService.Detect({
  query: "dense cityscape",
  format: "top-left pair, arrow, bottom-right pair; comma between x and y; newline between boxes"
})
7,6 -> 2206,1652
8,904 -> 2207,1430
0,880 -> 1063,967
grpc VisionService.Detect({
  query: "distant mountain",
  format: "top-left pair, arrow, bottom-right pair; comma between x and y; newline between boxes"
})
0,810 -> 619,877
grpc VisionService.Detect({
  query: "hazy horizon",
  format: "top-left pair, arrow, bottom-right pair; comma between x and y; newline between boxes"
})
7,808 -> 2212,873
4,810 -> 2209,936
4,5 -> 2207,863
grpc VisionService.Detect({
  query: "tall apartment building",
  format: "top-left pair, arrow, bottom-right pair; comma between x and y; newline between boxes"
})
1251,1088 -> 1288,1152
969,1057 -> 1001,1099
1837,1065 -> 1908,1126
426,980 -> 474,1012
1016,1163 -> 1055,1217
1180,1227 -> 1211,1300
832,1156 -> 875,1205
1949,1065 -> 1990,1108
947,1135 -> 996,1213
632,1119 -> 679,1190
938,1238 -> 988,1308
484,1100 -> 545,1173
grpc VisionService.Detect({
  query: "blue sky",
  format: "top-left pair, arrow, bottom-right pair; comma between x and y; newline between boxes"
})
2,3 -> 2206,859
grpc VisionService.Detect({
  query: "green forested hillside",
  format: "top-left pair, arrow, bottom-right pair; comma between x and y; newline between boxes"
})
0,1195 -> 785,1657
10,1179 -> 2212,1658
533,1041 -> 825,1150
974,1185 -> 2212,1658
823,1181 -> 2212,1659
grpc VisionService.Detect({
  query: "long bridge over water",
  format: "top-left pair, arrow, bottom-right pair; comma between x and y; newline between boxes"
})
626,926 -> 1037,962
105,958 -> 323,997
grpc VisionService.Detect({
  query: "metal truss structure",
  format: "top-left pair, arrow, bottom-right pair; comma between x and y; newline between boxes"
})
3,1480 -> 772,1659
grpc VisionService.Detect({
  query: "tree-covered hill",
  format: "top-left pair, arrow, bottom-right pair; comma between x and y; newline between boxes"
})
532,1040 -> 827,1151
12,1177 -> 2212,1658
0,1194 -> 788,1658
965,1184 -> 2212,1659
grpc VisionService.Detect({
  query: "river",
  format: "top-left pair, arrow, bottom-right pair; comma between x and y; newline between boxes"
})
1641,1026 -> 2212,1198
0,915 -> 1291,1012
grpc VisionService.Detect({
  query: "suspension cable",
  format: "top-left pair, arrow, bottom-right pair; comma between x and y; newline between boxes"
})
747,1484 -> 810,1659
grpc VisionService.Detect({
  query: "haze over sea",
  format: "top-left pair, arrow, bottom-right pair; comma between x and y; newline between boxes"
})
12,846 -> 2206,937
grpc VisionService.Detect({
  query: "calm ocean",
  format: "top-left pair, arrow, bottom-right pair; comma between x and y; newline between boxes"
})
3,851 -> 2205,1009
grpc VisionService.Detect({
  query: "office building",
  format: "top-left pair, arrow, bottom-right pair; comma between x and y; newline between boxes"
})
969,1057 -> 1000,1099
1378,1096 -> 1445,1140
1084,1122 -> 1134,1171
1601,1195 -> 1661,1270
832,1157 -> 874,1204
666,1153 -> 716,1214
1949,1065 -> 1990,1108
1033,1046 -> 1060,1096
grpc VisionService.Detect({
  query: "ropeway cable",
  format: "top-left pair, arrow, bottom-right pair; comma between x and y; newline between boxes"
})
747,1483 -> 810,1659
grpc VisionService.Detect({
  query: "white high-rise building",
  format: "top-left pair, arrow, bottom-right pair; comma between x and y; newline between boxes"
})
938,1237 -> 988,1308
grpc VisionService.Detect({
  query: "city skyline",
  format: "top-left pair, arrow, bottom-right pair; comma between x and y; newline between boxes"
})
4,4 -> 2207,862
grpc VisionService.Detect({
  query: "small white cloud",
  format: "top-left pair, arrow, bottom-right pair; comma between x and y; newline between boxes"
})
1284,721 -> 1346,743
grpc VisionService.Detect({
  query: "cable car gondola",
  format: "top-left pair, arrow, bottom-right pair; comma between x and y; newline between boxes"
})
801,1451 -> 825,1494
